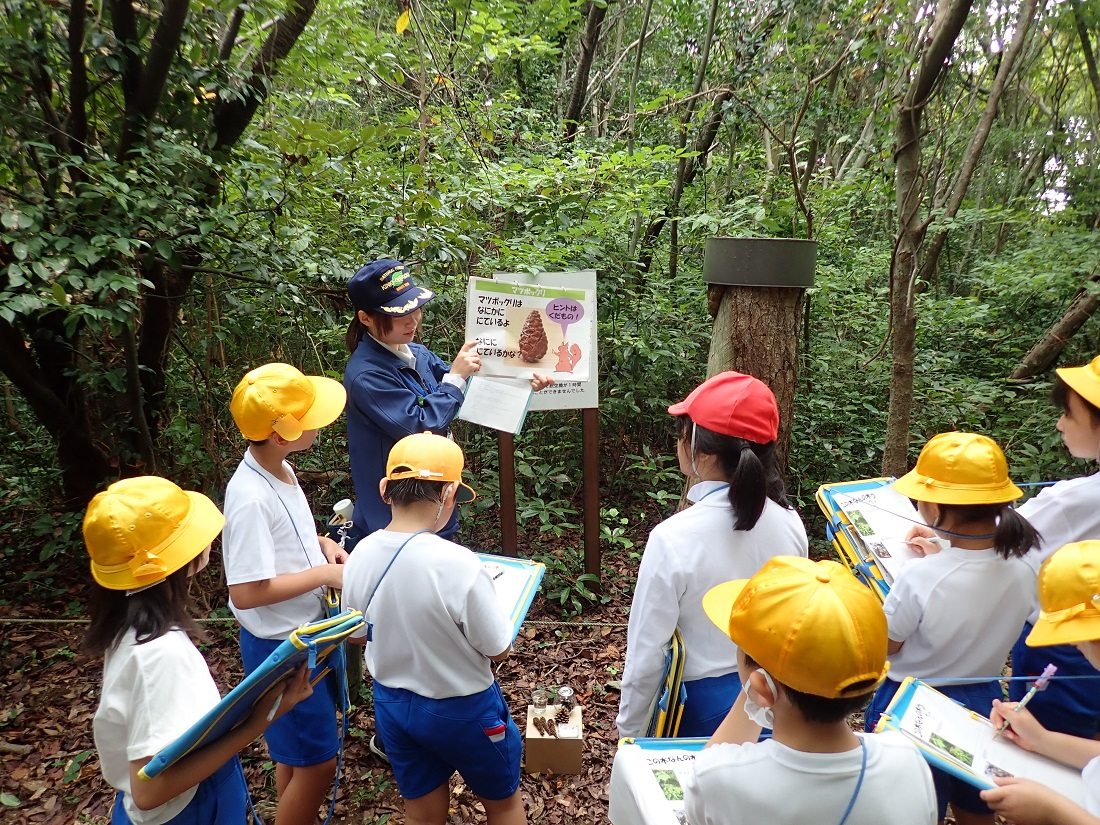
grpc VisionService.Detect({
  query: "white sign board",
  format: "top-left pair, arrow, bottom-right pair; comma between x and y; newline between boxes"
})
484,270 -> 599,411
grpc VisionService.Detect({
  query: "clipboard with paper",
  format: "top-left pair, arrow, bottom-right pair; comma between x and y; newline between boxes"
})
816,478 -> 925,600
138,610 -> 366,780
476,553 -> 546,641
875,677 -> 1086,804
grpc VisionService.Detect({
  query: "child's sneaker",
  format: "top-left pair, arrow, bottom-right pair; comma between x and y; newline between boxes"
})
369,734 -> 389,763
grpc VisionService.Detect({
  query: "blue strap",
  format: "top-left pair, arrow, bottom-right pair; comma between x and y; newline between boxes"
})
836,738 -> 867,825
365,530 -> 433,612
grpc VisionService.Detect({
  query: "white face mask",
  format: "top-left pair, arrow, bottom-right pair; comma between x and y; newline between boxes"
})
742,669 -> 777,728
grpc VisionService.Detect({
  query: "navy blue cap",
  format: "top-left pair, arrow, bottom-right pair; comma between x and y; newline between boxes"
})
348,259 -> 434,316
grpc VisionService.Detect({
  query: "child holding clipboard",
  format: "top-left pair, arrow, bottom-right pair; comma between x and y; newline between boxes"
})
863,432 -> 1040,825
980,540 -> 1100,823
86,477 -> 311,824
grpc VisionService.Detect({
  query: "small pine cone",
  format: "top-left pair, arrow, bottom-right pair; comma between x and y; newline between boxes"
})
518,311 -> 548,362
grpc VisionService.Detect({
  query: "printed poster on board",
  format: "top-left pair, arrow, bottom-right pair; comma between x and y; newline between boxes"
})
465,277 -> 593,382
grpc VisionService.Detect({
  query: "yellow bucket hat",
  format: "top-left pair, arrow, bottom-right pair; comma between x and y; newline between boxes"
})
1056,355 -> 1100,410
84,476 -> 225,591
892,432 -> 1023,505
1027,541 -> 1100,647
230,362 -> 347,442
703,557 -> 889,698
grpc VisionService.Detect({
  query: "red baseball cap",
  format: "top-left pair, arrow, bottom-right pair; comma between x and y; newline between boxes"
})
668,371 -> 779,443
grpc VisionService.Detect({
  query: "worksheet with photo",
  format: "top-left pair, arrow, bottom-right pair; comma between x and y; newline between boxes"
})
881,679 -> 1086,805
831,485 -> 924,582
609,740 -> 707,825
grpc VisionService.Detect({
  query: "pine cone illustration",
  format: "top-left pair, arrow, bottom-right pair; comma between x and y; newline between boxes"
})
518,311 -> 548,363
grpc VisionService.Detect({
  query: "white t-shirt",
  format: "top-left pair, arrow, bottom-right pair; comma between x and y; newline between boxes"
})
93,629 -> 222,825
1083,756 -> 1100,815
883,546 -> 1036,684
684,731 -> 936,825
1018,473 -> 1100,622
222,453 -> 327,638
341,530 -> 512,699
616,481 -> 808,737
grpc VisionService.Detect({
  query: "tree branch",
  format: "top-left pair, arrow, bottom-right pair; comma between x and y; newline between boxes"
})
119,0 -> 191,158
212,0 -> 320,151
563,1 -> 611,141
68,0 -> 90,162
218,4 -> 247,62
110,0 -> 144,115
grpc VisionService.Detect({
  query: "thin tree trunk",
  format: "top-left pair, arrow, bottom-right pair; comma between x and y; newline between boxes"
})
917,0 -> 1040,284
625,0 -> 655,262
883,0 -> 973,477
1010,271 -> 1100,380
563,1 -> 610,141
1070,0 -> 1100,113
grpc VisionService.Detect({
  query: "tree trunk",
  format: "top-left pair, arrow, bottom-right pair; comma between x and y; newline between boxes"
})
563,1 -> 609,142
1010,273 -> 1100,380
706,284 -> 805,471
882,0 -> 973,477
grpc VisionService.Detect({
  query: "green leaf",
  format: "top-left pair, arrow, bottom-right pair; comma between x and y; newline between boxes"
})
51,282 -> 68,305
0,793 -> 18,807
12,241 -> 28,260
155,239 -> 172,259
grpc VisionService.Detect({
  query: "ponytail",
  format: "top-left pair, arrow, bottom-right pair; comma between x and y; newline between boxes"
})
677,417 -> 791,531
933,503 -> 1041,560
346,316 -> 367,354
992,506 -> 1041,560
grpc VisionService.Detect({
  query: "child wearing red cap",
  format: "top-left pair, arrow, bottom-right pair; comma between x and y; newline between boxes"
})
616,371 -> 809,739
85,476 -> 311,825
1009,355 -> 1100,738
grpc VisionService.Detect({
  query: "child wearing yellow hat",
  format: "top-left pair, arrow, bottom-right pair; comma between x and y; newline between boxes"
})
85,476 -> 311,824
681,556 -> 935,825
980,540 -> 1100,824
864,432 -> 1040,825
340,433 -> 524,825
222,363 -> 348,824
1009,355 -> 1100,738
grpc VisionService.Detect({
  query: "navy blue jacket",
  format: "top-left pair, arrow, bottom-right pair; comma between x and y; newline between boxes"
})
344,335 -> 464,538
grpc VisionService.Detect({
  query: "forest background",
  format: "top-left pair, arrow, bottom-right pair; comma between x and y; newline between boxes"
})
0,0 -> 1099,818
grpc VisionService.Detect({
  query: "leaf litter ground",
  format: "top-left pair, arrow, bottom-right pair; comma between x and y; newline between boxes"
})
0,537 -> 635,825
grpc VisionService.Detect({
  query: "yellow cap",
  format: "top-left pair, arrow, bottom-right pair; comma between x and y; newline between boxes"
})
1027,541 -> 1100,647
1056,355 -> 1100,410
893,432 -> 1023,505
230,363 -> 347,441
386,433 -> 476,503
703,557 -> 889,698
84,476 -> 225,591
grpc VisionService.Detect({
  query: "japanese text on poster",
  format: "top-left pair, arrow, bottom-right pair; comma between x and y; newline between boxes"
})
465,277 -> 593,382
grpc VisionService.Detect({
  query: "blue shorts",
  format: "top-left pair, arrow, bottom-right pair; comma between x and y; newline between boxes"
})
680,672 -> 741,738
239,628 -> 340,767
113,758 -> 245,824
1011,623 -> 1100,737
867,678 -> 1002,819
374,681 -> 521,801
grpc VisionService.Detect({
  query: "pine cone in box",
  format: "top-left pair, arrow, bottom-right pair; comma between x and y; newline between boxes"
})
518,311 -> 548,363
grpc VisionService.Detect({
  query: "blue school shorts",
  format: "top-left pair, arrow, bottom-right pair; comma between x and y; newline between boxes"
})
867,678 -> 1001,820
112,757 -> 245,824
679,672 -> 742,738
239,628 -> 340,767
373,681 -> 522,801
1011,623 -> 1100,738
